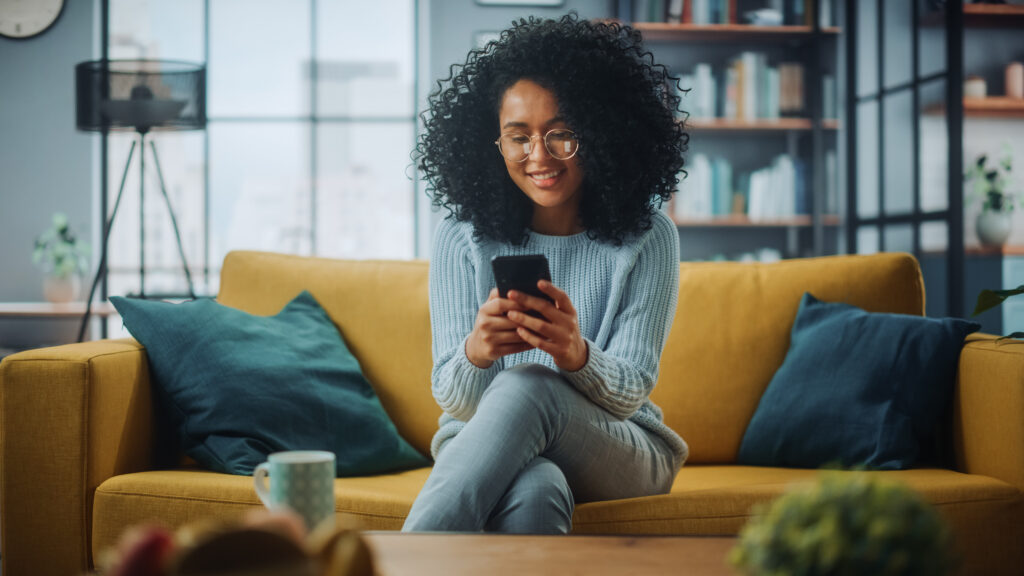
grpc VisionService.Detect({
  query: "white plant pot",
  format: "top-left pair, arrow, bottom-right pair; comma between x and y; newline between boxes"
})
43,275 -> 81,304
976,210 -> 1013,247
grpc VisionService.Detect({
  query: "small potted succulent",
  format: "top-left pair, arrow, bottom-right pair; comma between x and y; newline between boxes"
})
730,473 -> 955,576
965,144 -> 1018,246
33,213 -> 90,303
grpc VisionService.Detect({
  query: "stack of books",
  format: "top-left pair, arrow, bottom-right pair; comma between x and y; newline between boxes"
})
673,153 -> 809,221
678,55 -> 805,120
633,0 -> 817,25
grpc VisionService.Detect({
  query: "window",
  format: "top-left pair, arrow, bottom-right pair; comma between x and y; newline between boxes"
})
103,0 -> 417,316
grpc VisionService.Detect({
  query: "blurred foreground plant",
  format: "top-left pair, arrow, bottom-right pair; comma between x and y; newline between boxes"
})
730,473 -> 954,576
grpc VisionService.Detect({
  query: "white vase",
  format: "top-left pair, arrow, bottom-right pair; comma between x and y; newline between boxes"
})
43,275 -> 81,304
976,210 -> 1013,247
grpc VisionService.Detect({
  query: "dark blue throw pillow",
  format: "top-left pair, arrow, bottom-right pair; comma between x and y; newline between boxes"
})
111,291 -> 428,476
738,293 -> 980,470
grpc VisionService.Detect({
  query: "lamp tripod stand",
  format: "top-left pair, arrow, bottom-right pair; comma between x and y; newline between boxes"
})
77,131 -> 196,342
75,59 -> 206,342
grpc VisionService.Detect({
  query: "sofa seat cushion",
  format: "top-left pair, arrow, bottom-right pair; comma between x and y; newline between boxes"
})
574,465 -> 1023,574
92,467 -> 433,556
94,465 -> 1021,573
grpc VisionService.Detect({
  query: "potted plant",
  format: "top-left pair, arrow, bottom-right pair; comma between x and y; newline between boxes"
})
965,144 -> 1017,246
33,213 -> 90,303
730,473 -> 955,576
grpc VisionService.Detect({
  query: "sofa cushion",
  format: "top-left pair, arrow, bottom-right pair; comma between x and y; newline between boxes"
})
736,293 -> 980,469
217,253 -> 438,458
111,291 -> 428,477
92,466 -> 1023,574
654,252 -> 927,464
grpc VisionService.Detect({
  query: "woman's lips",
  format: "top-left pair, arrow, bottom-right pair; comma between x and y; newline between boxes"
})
528,169 -> 564,188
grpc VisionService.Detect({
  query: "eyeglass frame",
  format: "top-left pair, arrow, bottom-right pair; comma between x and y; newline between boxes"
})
494,128 -> 580,162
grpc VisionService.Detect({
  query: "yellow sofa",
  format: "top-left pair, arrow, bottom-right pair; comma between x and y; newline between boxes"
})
2,250 -> 1022,575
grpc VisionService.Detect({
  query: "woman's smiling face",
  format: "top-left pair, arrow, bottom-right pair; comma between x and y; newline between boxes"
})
498,79 -> 585,235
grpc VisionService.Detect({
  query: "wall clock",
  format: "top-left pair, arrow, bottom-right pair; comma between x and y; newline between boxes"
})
0,0 -> 65,40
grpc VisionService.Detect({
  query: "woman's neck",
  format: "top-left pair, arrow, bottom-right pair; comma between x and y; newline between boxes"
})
531,205 -> 584,236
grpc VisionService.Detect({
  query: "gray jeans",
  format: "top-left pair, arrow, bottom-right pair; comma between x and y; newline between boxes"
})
402,363 -> 678,534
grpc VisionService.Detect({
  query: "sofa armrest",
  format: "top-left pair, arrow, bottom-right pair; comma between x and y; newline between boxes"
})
0,338 -> 154,576
954,333 -> 1024,493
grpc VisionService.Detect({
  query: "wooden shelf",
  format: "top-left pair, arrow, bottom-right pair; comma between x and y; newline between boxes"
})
923,97 -> 1024,118
964,3 -> 1024,27
965,245 -> 1024,257
0,302 -> 118,318
673,214 -> 841,228
686,118 -> 840,131
634,22 -> 840,42
964,96 -> 1024,118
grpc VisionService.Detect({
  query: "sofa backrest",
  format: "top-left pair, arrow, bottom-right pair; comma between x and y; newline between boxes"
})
219,250 -> 924,466
654,252 -> 924,464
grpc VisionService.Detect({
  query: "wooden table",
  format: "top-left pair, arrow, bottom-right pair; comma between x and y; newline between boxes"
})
362,533 -> 737,576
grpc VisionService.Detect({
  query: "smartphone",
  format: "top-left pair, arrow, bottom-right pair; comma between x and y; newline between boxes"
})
491,254 -> 554,319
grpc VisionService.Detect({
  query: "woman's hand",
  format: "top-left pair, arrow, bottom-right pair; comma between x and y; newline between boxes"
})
465,288 -> 535,368
506,280 -> 588,372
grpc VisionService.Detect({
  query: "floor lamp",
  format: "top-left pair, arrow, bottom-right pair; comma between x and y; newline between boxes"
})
75,60 -> 206,342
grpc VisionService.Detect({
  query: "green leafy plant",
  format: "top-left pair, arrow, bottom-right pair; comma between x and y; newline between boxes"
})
973,286 -> 1024,340
32,213 -> 90,279
965,144 -> 1016,213
730,473 -> 954,576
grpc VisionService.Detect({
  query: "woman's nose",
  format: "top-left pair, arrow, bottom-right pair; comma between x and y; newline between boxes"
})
528,137 -> 551,161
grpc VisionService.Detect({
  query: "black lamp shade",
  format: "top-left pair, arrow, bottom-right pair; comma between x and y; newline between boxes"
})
76,60 -> 206,133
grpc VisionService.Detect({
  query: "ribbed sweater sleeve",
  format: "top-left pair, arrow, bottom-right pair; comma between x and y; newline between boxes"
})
560,213 -> 680,419
428,220 -> 500,422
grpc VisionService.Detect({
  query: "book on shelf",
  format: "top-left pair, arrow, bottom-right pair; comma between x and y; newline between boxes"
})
680,54 -> 803,121
822,74 -> 837,119
634,0 -> 736,23
674,153 -> 810,222
634,0 -> 818,25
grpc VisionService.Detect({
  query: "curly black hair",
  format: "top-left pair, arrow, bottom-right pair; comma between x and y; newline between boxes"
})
415,12 -> 688,245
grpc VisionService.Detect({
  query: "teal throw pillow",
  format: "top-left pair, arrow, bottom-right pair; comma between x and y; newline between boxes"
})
738,293 -> 980,470
111,291 -> 429,476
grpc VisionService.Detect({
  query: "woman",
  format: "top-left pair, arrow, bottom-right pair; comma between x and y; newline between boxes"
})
402,13 -> 689,534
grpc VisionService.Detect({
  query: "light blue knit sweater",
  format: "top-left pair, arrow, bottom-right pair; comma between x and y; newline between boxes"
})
428,209 -> 689,469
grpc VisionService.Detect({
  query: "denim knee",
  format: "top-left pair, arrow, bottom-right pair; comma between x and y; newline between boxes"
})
484,363 -> 567,411
486,457 -> 574,534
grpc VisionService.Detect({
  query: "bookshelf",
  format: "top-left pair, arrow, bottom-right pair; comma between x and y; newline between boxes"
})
621,0 -> 843,261
633,22 -> 840,42
672,214 -> 841,227
963,3 -> 1024,27
687,118 -> 840,131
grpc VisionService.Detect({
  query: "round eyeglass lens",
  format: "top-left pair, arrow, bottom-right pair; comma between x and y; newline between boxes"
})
544,130 -> 578,160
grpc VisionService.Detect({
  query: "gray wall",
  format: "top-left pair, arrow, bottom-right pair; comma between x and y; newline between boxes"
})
0,0 -> 98,348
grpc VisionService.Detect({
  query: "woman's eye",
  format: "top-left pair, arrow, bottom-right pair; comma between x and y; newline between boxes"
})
509,135 -> 530,144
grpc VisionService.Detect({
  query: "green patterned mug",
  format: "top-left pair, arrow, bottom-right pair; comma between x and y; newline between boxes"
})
253,450 -> 336,531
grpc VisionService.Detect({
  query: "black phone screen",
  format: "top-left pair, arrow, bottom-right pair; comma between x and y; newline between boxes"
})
491,255 -> 554,317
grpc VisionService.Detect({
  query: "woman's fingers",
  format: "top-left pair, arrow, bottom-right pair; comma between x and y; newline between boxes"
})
537,280 -> 576,316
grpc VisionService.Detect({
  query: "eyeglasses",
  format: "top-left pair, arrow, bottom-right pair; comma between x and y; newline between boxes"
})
494,129 -> 580,162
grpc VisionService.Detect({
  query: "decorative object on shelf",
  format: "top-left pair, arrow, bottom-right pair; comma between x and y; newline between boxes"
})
730,473 -> 955,576
1007,62 -> 1024,99
33,213 -> 90,303
74,59 -> 206,342
0,0 -> 64,39
964,75 -> 988,99
965,144 -> 1018,246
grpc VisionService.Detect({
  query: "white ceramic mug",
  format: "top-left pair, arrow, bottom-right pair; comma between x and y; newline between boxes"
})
253,450 -> 336,532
